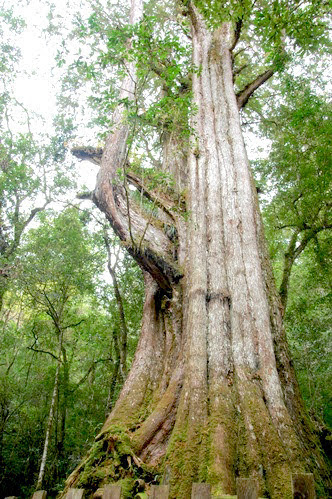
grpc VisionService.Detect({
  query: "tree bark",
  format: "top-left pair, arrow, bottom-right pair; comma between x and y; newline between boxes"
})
64,2 -> 331,498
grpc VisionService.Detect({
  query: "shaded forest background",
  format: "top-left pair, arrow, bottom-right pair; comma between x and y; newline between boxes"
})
0,0 -> 331,497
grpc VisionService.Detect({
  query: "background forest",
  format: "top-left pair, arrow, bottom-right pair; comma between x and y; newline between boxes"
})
0,0 -> 331,497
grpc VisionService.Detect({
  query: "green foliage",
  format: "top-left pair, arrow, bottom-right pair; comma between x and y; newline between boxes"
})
0,5 -> 25,76
21,208 -> 101,294
0,4 -> 76,308
0,203 -> 145,496
251,76 -> 331,432
285,247 -> 331,427
194,0 -> 330,58
255,77 -> 331,283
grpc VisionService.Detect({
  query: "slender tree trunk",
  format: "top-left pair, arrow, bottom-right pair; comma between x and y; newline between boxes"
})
57,347 -> 69,461
64,2 -> 331,498
104,235 -> 129,379
106,329 -> 121,413
279,231 -> 299,312
36,331 -> 63,490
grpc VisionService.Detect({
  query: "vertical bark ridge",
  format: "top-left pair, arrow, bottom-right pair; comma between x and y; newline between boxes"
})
183,9 -> 305,496
188,13 -> 237,493
216,21 -> 297,441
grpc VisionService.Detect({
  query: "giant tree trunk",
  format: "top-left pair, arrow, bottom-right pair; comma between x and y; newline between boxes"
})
66,3 -> 330,498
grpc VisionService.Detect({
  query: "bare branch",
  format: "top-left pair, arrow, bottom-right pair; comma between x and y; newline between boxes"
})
236,69 -> 274,109
61,319 -> 85,331
27,345 -> 60,361
230,18 -> 243,52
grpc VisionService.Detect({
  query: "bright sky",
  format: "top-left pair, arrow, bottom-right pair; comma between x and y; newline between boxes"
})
10,0 -> 57,125
8,0 -> 100,192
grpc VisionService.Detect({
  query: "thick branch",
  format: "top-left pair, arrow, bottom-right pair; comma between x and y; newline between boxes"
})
71,146 -> 103,165
126,171 -> 177,219
6,202 -> 49,259
236,69 -> 274,109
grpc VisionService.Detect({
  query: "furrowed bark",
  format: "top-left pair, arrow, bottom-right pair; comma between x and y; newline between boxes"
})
63,1 -> 331,497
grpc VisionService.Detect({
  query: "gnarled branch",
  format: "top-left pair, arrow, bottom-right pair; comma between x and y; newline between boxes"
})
72,146 -> 182,291
71,146 -> 103,165
93,178 -> 182,291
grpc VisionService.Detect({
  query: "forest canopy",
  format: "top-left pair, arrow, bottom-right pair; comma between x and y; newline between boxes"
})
0,0 -> 331,497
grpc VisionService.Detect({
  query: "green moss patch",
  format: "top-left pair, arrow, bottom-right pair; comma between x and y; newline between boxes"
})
74,424 -> 155,496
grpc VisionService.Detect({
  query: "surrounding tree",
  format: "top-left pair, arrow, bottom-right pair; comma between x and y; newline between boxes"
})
0,4 -> 76,311
254,77 -> 331,313
57,0 -> 331,497
0,207 -> 144,496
